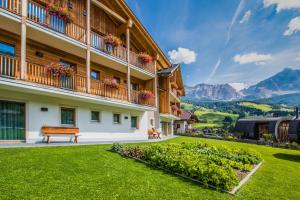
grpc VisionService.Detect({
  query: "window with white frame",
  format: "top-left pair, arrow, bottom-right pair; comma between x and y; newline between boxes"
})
113,113 -> 121,124
91,111 -> 101,122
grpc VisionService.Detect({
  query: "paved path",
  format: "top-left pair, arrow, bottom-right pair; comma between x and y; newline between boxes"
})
0,136 -> 178,148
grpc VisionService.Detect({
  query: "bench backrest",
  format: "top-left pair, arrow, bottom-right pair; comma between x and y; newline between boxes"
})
42,126 -> 79,135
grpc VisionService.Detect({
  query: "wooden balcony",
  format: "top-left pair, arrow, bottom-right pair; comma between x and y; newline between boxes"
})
129,51 -> 155,74
27,0 -> 86,43
130,90 -> 155,107
0,54 -> 155,107
91,31 -> 127,61
0,0 -> 21,15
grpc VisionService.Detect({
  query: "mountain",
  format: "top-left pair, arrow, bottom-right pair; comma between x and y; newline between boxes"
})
184,68 -> 300,103
256,93 -> 300,107
242,68 -> 300,99
184,83 -> 242,101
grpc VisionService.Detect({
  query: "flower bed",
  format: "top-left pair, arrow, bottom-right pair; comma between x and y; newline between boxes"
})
111,142 -> 262,192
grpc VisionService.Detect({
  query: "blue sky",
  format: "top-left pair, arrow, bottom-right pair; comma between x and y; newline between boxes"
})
126,0 -> 300,88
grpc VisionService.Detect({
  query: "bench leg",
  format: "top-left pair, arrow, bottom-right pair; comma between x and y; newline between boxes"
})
47,136 -> 50,144
74,136 -> 78,144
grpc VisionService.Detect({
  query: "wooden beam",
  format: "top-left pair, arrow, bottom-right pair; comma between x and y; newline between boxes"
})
92,0 -> 126,23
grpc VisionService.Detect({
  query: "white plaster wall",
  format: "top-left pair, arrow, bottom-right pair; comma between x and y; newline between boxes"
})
0,89 -> 149,143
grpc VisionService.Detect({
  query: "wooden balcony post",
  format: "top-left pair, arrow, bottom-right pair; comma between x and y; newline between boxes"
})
86,0 -> 91,93
20,0 -> 27,80
154,54 -> 159,108
126,19 -> 133,102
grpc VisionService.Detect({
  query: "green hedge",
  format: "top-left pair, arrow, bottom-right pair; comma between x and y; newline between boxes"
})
112,143 -> 262,191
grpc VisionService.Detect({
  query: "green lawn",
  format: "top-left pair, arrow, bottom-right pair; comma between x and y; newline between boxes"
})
0,137 -> 300,199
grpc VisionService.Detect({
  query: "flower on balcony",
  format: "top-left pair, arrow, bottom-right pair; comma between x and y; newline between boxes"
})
46,63 -> 75,78
171,105 -> 178,111
139,90 -> 154,100
138,52 -> 153,64
103,34 -> 122,47
104,78 -> 120,89
46,2 -> 74,23
177,109 -> 182,115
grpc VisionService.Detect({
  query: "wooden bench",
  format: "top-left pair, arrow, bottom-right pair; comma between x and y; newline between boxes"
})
42,126 -> 80,144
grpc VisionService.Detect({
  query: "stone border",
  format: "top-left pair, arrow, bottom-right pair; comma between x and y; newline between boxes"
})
229,161 -> 263,194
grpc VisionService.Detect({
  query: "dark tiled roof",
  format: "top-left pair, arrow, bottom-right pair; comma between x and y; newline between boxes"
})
180,110 -> 192,120
157,64 -> 179,75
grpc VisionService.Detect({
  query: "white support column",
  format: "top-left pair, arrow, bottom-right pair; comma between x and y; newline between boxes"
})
154,55 -> 159,108
86,0 -> 91,93
170,120 -> 174,137
20,0 -> 27,80
126,19 -> 132,102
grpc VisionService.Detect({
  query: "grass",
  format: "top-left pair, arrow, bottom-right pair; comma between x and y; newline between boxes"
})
192,122 -> 222,128
0,137 -> 300,199
239,102 -> 273,112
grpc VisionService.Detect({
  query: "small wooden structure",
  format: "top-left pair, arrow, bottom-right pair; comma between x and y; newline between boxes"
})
235,117 -> 292,142
42,126 -> 79,144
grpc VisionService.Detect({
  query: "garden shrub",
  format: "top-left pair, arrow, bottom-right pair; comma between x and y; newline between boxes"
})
117,142 -> 262,191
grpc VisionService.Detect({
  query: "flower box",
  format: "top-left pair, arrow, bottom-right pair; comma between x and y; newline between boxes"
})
46,2 -> 74,23
46,63 -> 75,77
103,34 -> 122,54
138,53 -> 153,64
104,78 -> 120,89
139,90 -> 154,100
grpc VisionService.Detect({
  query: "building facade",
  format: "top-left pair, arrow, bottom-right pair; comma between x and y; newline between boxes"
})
0,0 -> 184,143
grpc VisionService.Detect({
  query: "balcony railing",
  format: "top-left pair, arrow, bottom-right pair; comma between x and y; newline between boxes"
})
0,0 -> 21,15
129,51 -> 155,74
90,79 -> 128,102
91,31 -> 127,61
130,90 -> 155,107
27,0 -> 86,43
26,62 -> 87,93
0,54 -> 20,79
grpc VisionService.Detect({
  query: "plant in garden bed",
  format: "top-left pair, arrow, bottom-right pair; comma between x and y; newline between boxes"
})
138,53 -> 153,65
45,63 -> 75,77
103,34 -> 122,54
46,2 -> 74,23
112,142 -> 262,191
103,78 -> 120,89
139,90 -> 154,101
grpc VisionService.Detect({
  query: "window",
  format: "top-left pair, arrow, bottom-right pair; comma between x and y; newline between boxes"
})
91,111 -> 100,122
91,70 -> 100,80
59,60 -> 76,69
61,108 -> 75,126
131,116 -> 138,129
113,113 -> 121,124
0,42 -> 15,56
131,83 -> 139,91
113,77 -> 121,84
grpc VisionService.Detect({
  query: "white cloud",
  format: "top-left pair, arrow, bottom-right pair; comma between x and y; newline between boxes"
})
263,0 -> 300,12
168,47 -> 197,64
233,53 -> 272,65
239,10 -> 252,24
284,17 -> 300,36
207,58 -> 221,83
